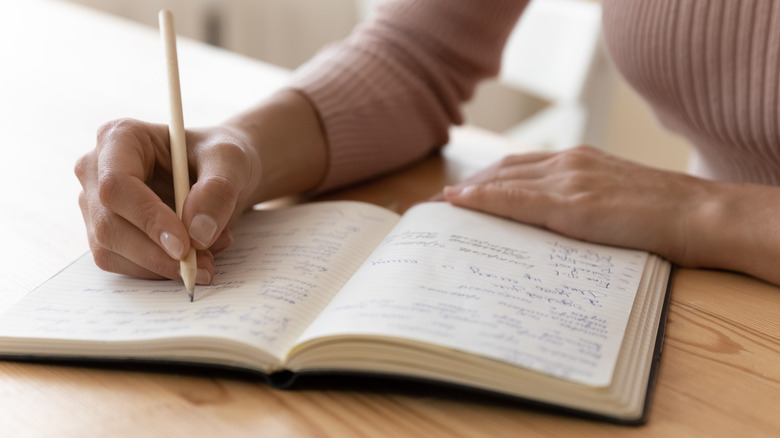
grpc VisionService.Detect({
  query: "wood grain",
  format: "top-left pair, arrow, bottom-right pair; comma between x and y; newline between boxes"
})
1,1 -> 778,436
3,152 -> 779,437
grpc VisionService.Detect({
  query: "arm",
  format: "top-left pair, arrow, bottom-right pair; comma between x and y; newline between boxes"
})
74,90 -> 325,282
443,146 -> 780,287
291,0 -> 529,191
75,0 -> 528,282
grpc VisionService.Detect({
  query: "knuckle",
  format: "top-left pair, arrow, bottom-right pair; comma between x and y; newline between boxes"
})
97,118 -> 142,140
560,172 -> 591,191
78,191 -> 88,212
212,140 -> 245,160
199,174 -> 240,203
571,144 -> 598,154
554,146 -> 597,168
95,121 -> 116,142
498,155 -> 518,168
91,211 -> 114,250
135,200 -> 166,237
73,154 -> 91,183
211,141 -> 252,182
97,171 -> 123,206
90,245 -> 115,272
97,118 -> 159,154
556,152 -> 586,169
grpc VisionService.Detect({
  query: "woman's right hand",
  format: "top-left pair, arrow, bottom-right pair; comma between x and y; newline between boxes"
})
74,90 -> 328,284
74,119 -> 261,284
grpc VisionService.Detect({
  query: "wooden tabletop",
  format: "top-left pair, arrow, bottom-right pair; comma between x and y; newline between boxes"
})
1,1 -> 778,436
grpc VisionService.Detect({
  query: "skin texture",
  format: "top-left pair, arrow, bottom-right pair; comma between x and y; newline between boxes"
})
74,0 -> 780,289
76,101 -> 780,289
75,90 -> 327,284
443,145 -> 780,286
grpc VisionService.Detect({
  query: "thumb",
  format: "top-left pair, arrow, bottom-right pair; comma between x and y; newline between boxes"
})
182,135 -> 253,250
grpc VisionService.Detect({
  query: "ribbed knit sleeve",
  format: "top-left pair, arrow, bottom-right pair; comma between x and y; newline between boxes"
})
289,0 -> 529,192
602,0 -> 780,185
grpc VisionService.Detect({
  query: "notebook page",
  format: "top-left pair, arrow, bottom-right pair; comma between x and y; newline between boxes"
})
295,203 -> 648,387
0,202 -> 399,361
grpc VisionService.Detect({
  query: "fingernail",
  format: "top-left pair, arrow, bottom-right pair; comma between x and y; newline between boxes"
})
160,232 -> 184,260
196,268 -> 211,285
189,214 -> 218,247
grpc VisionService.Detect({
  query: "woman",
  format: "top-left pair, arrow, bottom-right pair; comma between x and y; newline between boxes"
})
75,0 -> 780,287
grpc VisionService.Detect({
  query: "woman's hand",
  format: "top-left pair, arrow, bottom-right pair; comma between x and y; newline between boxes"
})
74,90 -> 327,284
443,145 -> 722,268
75,119 -> 260,284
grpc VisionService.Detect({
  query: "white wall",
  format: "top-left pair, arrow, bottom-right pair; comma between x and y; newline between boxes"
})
65,0 -> 359,68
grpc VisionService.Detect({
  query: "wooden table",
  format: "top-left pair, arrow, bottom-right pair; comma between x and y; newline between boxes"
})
1,1 -> 778,436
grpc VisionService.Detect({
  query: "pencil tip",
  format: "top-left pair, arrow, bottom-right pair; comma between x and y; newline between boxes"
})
182,276 -> 196,302
180,250 -> 197,302
186,282 -> 195,302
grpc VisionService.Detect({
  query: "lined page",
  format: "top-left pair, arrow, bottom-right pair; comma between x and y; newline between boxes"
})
295,203 -> 648,387
0,202 -> 399,361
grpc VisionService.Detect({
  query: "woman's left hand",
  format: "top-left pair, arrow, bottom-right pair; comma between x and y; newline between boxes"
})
443,145 -> 717,267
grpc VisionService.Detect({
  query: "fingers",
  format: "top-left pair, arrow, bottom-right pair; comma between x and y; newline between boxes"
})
77,118 -> 251,282
493,150 -> 558,166
79,188 -> 216,283
446,146 -> 613,193
444,183 -> 560,229
94,119 -> 192,258
457,151 -> 558,186
442,146 -> 619,239
441,145 -> 702,261
490,146 -> 612,182
184,136 -> 254,250
454,147 -> 605,189
441,150 -> 561,226
432,151 -> 556,203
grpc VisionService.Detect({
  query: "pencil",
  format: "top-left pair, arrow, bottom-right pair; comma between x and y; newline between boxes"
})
159,9 -> 197,301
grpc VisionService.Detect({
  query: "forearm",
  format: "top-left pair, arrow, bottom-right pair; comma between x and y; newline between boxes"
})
290,0 -> 529,191
216,1 -> 529,206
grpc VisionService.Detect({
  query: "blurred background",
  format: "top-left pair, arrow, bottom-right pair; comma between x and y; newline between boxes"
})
62,0 -> 690,171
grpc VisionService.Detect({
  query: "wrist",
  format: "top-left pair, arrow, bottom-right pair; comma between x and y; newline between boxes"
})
685,180 -> 772,275
224,89 -> 328,205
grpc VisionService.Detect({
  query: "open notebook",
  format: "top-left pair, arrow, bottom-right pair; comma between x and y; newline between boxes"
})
0,201 -> 672,424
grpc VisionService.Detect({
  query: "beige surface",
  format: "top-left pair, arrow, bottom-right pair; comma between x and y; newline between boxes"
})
465,61 -> 691,173
1,2 -> 778,437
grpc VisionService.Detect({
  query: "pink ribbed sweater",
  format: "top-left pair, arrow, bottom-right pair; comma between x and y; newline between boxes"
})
291,0 -> 780,191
